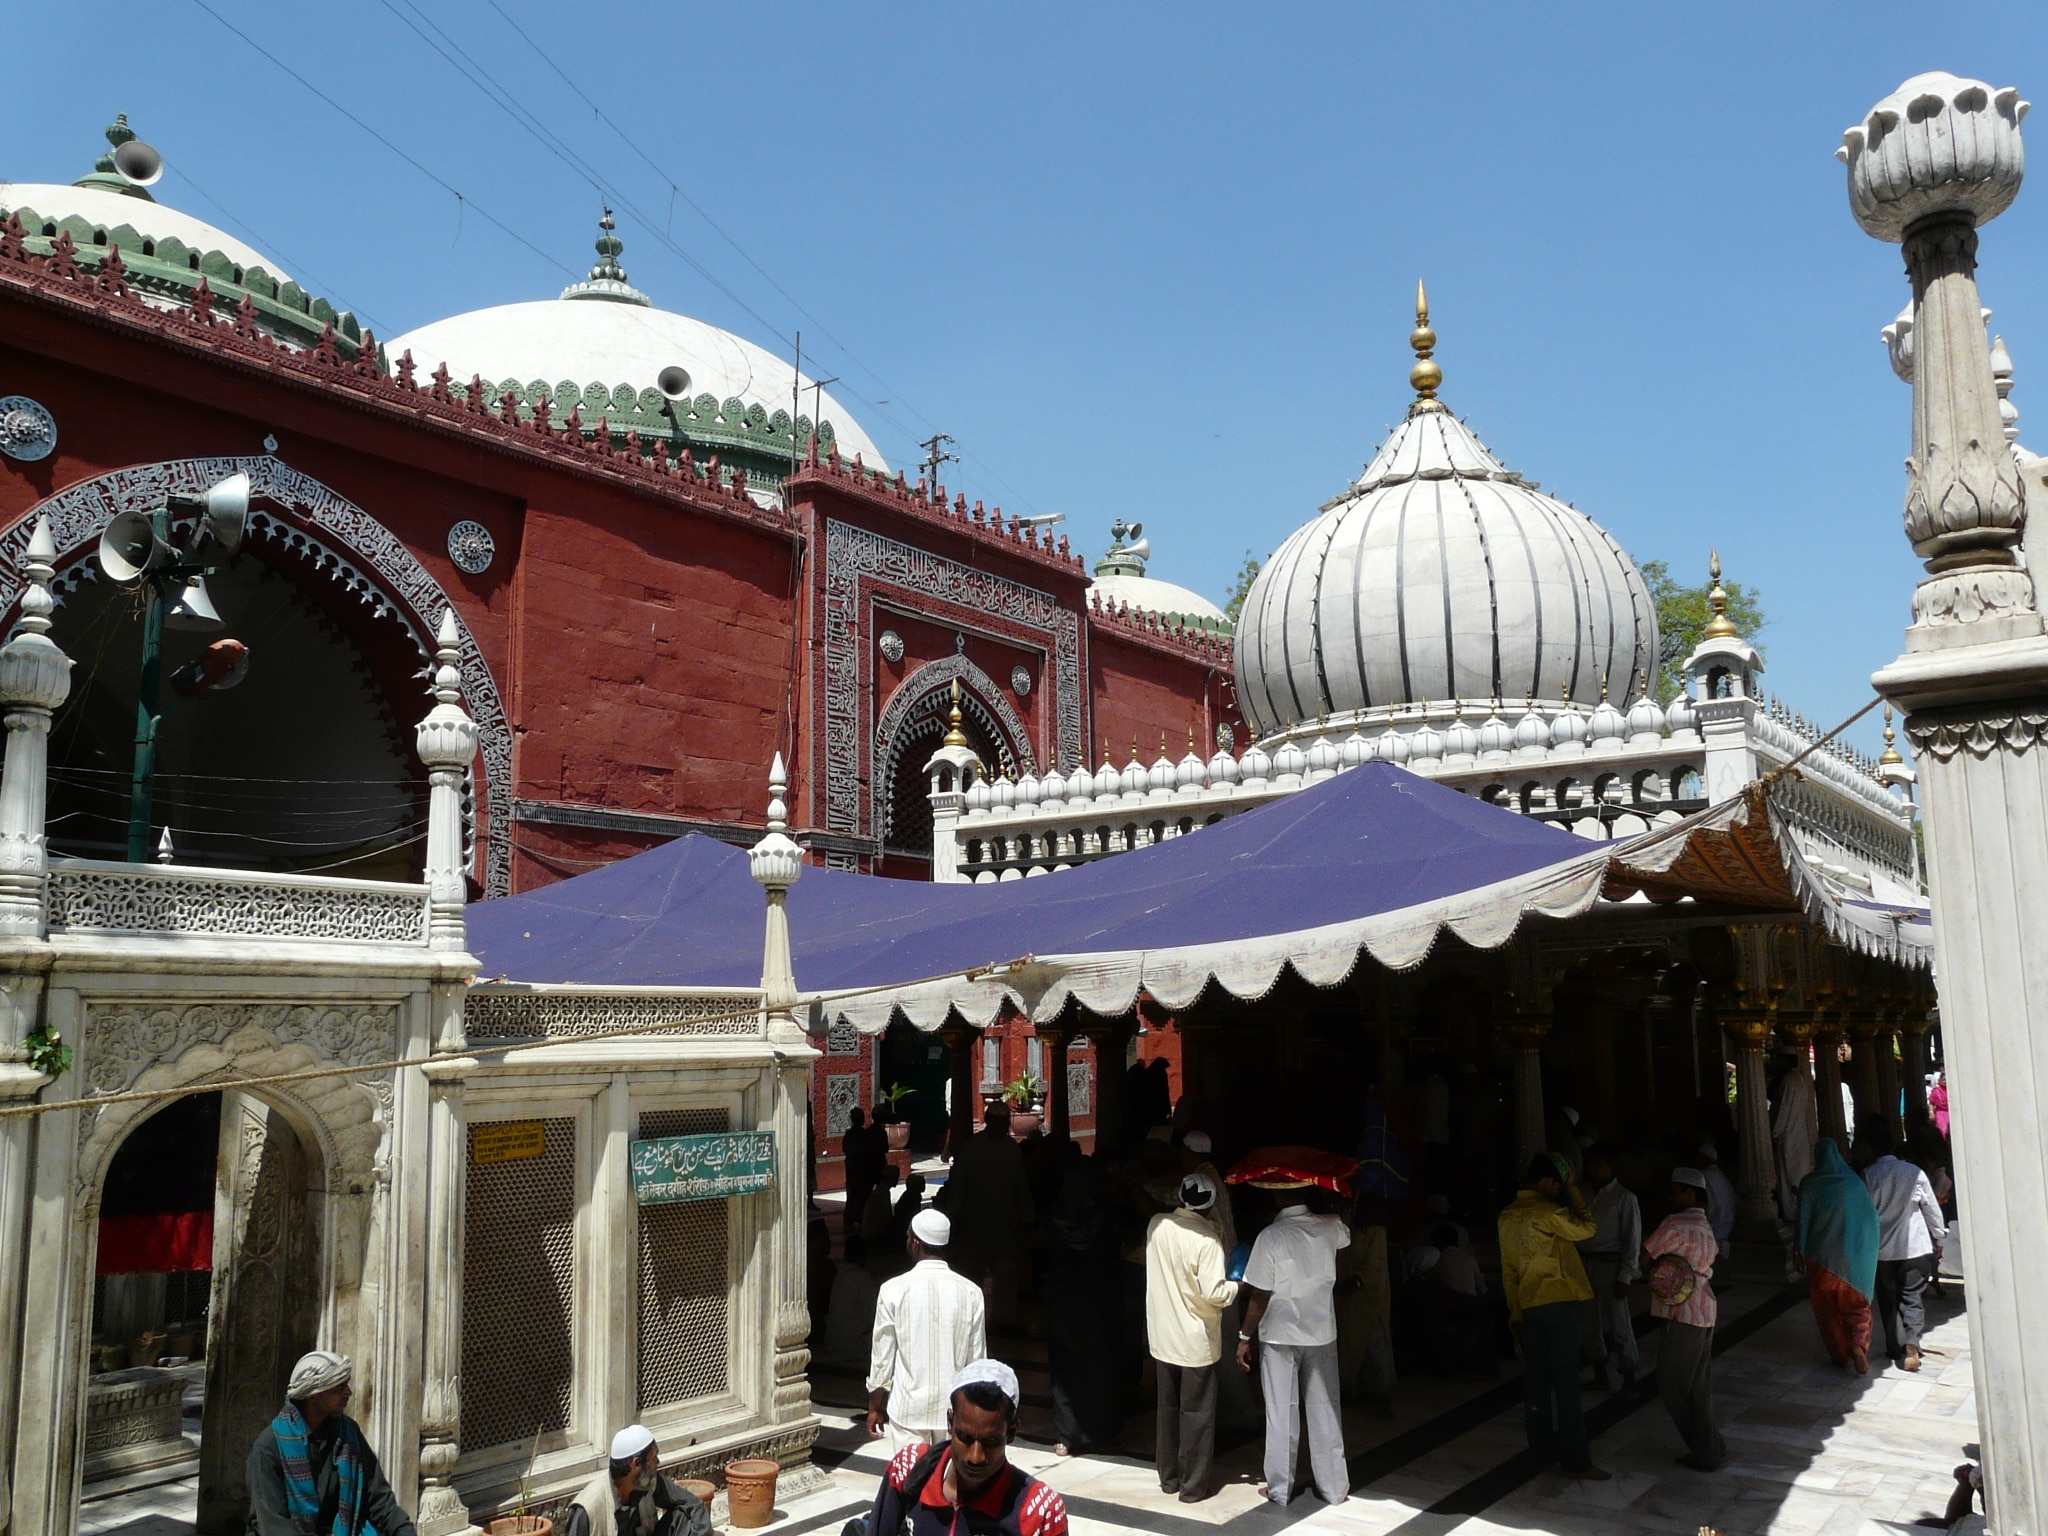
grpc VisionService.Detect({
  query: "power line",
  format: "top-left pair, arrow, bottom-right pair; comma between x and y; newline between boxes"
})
161,166 -> 387,333
184,0 -> 578,281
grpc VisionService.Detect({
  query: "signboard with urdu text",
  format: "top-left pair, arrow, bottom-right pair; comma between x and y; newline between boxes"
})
473,1121 -> 546,1165
629,1131 -> 775,1203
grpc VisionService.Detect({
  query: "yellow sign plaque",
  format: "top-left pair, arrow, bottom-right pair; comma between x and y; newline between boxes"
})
473,1121 -> 546,1165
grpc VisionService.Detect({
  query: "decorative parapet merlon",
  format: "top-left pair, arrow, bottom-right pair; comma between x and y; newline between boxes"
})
464,985 -> 764,1040
785,451 -> 1086,577
47,860 -> 431,944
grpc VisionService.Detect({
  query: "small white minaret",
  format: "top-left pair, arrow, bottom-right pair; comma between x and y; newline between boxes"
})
414,609 -> 480,953
925,681 -> 983,883
1683,551 -> 1762,804
0,519 -> 73,937
749,752 -> 805,1042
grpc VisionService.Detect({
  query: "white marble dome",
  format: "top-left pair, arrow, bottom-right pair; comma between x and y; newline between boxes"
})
1234,355 -> 1655,737
1088,521 -> 1229,632
0,179 -> 291,282
389,217 -> 887,468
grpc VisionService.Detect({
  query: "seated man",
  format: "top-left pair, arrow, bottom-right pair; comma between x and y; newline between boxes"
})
247,1352 -> 415,1536
859,1361 -> 1069,1536
560,1425 -> 711,1536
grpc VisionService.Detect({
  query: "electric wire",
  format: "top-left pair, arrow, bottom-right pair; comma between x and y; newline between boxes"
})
184,0 -> 580,282
160,165 -> 387,334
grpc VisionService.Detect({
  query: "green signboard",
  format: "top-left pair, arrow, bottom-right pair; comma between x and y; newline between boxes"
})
629,1131 -> 775,1204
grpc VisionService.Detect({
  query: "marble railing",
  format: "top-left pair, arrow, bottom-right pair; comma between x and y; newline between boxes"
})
45,860 -> 433,945
948,695 -> 1914,883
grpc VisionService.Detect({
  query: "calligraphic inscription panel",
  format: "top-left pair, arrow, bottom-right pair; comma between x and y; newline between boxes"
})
630,1131 -> 775,1204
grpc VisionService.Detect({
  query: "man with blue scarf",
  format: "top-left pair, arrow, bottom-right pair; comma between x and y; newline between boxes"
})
248,1351 -> 415,1536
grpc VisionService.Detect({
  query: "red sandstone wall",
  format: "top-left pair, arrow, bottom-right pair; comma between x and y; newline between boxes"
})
1088,624 -> 1242,765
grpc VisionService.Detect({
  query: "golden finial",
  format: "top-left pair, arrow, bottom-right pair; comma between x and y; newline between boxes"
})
1102,736 -> 1111,770
1704,548 -> 1740,640
1600,673 -> 1609,702
943,679 -> 969,748
1880,703 -> 1904,766
1410,279 -> 1443,411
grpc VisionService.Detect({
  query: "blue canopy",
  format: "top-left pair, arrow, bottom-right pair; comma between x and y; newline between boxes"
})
470,764 -> 1638,1029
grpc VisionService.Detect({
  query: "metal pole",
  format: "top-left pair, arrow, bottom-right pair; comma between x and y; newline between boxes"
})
126,503 -> 171,862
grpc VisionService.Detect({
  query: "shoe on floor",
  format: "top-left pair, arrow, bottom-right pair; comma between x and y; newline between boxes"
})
1676,1453 -> 1724,1472
1565,1466 -> 1612,1481
1177,1486 -> 1212,1504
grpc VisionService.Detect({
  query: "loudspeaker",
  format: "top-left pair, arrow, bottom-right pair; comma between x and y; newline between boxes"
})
657,365 -> 692,400
175,471 -> 250,555
98,510 -> 172,583
112,138 -> 164,189
165,577 -> 224,632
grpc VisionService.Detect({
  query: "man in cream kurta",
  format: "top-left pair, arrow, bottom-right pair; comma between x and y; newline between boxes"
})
868,1209 -> 988,1454
1144,1173 -> 1238,1502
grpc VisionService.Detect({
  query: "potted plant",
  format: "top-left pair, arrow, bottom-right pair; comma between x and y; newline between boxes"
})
877,1082 -> 915,1151
1002,1071 -> 1044,1140
486,1433 -> 552,1536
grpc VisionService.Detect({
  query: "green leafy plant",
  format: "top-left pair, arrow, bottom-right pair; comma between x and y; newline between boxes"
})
24,1025 -> 71,1079
1223,550 -> 1263,624
1002,1070 -> 1044,1109
877,1082 -> 916,1119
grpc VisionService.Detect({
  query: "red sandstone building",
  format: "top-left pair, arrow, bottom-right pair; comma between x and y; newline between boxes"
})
0,121 -> 1225,1174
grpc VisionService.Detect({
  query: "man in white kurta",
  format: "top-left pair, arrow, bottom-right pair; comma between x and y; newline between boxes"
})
867,1209 -> 987,1454
1237,1192 -> 1351,1507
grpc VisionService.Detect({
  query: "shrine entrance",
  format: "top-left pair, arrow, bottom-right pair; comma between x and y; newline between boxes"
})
83,1090 -> 322,1536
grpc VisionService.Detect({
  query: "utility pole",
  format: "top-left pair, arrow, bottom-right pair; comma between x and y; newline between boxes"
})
918,433 -> 957,498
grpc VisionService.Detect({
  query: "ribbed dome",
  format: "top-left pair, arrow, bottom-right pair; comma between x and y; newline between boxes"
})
1234,386 -> 1655,737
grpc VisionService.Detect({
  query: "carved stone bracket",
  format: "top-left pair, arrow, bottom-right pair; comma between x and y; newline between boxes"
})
1905,701 -> 2048,760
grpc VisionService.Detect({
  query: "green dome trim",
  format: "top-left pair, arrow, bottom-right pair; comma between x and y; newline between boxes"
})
0,199 -> 369,359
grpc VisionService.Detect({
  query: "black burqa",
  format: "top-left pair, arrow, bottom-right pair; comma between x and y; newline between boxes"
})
1043,1150 -> 1126,1452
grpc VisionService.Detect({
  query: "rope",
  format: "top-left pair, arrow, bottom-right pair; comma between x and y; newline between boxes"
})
0,953 -> 1037,1120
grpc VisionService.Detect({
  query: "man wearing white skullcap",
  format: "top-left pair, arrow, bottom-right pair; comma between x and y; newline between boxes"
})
868,1203 -> 987,1453
863,1359 -> 1070,1536
560,1423 -> 710,1536
1144,1171 -> 1238,1501
248,1352 -> 416,1536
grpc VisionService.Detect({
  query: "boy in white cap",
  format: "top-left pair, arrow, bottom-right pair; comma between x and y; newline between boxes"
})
247,1351 -> 416,1536
1144,1171 -> 1238,1502
560,1425 -> 711,1536
868,1207 -> 988,1454
863,1360 -> 1069,1536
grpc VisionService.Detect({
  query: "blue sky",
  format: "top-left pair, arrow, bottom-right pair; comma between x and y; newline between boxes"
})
11,3 -> 2048,753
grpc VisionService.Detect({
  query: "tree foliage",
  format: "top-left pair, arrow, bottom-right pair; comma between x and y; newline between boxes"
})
1640,558 -> 1765,702
1224,550 -> 1263,624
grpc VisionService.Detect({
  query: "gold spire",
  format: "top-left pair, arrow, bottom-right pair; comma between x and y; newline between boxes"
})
1880,703 -> 1904,766
1410,279 -> 1443,411
1704,549 -> 1740,640
942,679 -> 969,748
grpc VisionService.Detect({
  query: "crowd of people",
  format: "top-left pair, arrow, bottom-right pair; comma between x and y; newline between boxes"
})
808,1044 -> 1958,1517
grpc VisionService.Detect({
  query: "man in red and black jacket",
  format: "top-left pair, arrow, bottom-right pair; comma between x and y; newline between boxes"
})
857,1360 -> 1068,1536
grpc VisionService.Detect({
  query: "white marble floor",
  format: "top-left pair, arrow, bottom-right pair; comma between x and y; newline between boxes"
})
72,1280 -> 1977,1536
789,1278 -> 1979,1536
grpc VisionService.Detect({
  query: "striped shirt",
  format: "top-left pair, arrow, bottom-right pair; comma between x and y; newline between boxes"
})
1643,1207 -> 1719,1328
867,1260 -> 987,1433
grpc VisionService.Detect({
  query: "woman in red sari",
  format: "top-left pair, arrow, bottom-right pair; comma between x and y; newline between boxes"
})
1795,1138 -> 1881,1372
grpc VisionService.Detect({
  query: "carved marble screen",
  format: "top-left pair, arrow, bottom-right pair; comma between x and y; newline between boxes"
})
635,1108 -> 732,1413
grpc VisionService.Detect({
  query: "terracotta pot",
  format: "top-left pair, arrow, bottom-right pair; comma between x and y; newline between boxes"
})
724,1459 -> 780,1529
1008,1110 -> 1041,1141
884,1121 -> 911,1151
487,1518 -> 552,1536
678,1479 -> 717,1508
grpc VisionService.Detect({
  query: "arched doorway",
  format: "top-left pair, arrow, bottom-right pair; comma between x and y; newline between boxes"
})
47,550 -> 419,878
83,1090 -> 322,1536
873,662 -> 1031,878
1,456 -> 514,895
878,1019 -> 954,1154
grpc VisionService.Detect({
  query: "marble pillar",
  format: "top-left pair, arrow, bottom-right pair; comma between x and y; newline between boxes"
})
1846,1015 -> 1883,1139
1900,1011 -> 1935,1132
1042,1028 -> 1071,1143
1723,1010 -> 1779,1232
1875,1018 -> 1906,1144
1502,1015 -> 1548,1172
415,1054 -> 475,1536
942,1022 -> 979,1157
1846,70 -> 2048,1532
1084,1021 -> 1129,1155
1814,1015 -> 1849,1153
